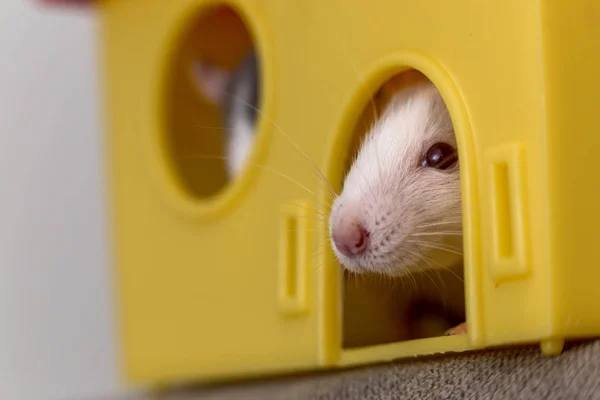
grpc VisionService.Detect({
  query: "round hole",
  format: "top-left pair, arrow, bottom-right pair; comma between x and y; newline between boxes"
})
161,3 -> 264,201
327,66 -> 467,348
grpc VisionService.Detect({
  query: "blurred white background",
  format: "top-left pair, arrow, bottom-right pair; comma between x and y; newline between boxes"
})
0,0 -> 128,399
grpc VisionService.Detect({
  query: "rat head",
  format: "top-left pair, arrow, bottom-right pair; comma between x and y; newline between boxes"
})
329,76 -> 462,277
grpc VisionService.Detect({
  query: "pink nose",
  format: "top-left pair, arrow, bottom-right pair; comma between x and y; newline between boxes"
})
332,218 -> 369,257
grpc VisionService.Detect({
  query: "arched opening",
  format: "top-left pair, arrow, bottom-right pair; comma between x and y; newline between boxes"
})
329,69 -> 467,348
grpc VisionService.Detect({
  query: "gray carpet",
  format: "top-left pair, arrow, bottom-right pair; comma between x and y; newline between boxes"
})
149,339 -> 600,400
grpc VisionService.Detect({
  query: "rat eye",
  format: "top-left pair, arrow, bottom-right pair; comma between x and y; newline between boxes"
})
421,142 -> 458,170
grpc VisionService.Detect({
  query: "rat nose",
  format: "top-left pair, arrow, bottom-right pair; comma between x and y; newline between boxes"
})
332,218 -> 369,257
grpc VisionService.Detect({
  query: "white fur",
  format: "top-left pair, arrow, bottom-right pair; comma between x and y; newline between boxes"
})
227,116 -> 255,178
329,80 -> 463,276
225,67 -> 256,179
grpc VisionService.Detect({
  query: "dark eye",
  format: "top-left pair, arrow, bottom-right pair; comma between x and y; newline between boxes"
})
421,142 -> 458,170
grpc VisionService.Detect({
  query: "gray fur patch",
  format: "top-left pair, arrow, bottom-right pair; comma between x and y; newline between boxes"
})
222,51 -> 260,137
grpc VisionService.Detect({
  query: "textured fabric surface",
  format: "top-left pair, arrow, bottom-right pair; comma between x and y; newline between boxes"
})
151,340 -> 600,400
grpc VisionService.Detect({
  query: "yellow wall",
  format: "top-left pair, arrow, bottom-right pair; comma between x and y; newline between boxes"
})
100,0 -> 600,385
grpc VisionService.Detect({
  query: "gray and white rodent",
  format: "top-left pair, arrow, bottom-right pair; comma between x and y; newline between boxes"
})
192,51 -> 260,179
193,57 -> 466,345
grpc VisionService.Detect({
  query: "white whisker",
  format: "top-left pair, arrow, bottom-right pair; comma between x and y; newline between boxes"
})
406,239 -> 464,257
185,154 -> 317,197
222,91 -> 338,197
411,231 -> 463,237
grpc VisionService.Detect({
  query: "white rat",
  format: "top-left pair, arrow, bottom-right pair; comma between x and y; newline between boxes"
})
193,58 -> 466,344
330,71 -> 466,341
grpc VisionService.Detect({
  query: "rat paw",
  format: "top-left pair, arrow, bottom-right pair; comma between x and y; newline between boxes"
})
444,322 -> 467,336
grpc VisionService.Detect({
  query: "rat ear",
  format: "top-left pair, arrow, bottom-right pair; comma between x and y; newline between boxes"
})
191,60 -> 231,104
380,70 -> 428,99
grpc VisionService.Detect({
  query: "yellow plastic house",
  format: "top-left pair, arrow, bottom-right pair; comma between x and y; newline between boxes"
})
98,0 -> 600,386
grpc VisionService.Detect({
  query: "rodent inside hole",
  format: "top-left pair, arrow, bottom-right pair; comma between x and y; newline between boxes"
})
335,69 -> 466,348
163,4 -> 261,199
